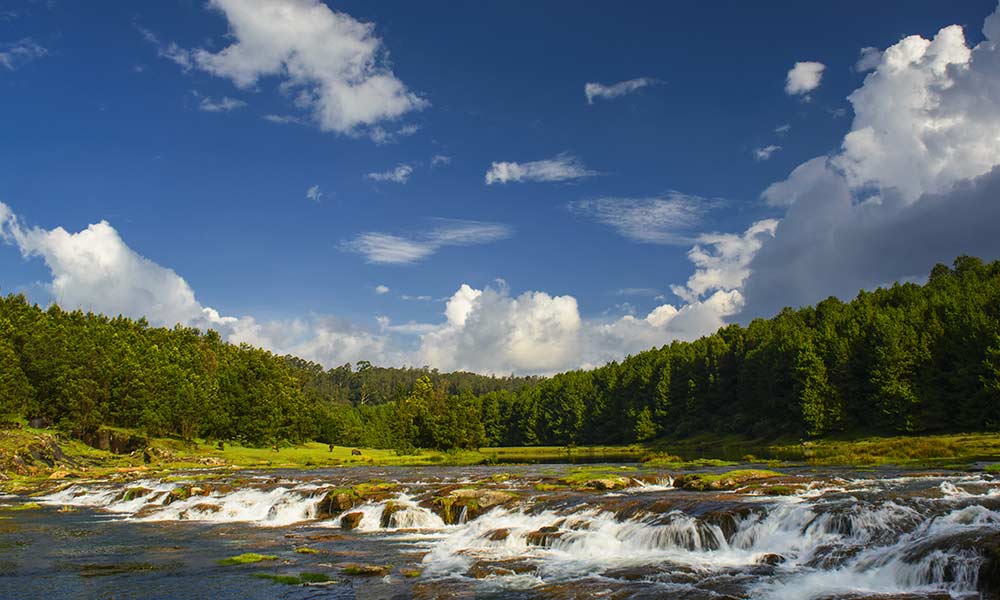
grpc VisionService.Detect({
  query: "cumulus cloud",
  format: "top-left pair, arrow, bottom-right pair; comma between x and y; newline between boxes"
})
785,61 -> 825,95
753,145 -> 781,161
342,219 -> 512,264
735,4 -> 1000,319
0,201 -> 399,367
374,284 -> 389,295
584,77 -> 660,104
485,154 -> 597,185
568,194 -> 716,244
0,38 -> 46,70
144,0 -> 426,137
366,163 -> 413,184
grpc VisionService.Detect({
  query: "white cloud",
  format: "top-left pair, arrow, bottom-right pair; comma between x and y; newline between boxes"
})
568,194 -> 715,244
855,46 -> 882,72
370,123 -> 420,145
485,154 -> 597,185
306,184 -> 322,202
584,77 -> 660,104
830,22 -> 1000,203
785,61 -> 825,95
193,93 -> 247,113
342,219 -> 513,264
775,123 -> 792,135
366,163 -> 413,184
263,113 -> 304,125
431,154 -> 451,168
374,284 -> 389,295
753,145 -> 781,161
0,38 -> 46,70
146,0 -> 427,137
135,25 -> 193,71
670,220 -> 778,304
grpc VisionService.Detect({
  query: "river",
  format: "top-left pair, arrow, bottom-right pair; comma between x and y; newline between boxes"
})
1,464 -> 998,599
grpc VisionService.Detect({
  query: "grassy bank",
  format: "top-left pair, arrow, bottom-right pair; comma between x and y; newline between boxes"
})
2,425 -> 1000,494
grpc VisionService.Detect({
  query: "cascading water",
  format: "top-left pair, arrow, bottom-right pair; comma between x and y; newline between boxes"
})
21,468 -> 1000,599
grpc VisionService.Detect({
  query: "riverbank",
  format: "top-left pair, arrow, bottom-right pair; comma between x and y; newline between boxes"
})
2,425 -> 999,494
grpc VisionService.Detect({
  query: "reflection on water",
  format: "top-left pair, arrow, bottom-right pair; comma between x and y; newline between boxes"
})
1,464 -> 998,599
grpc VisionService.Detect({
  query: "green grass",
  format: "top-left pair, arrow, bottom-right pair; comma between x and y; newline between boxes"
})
986,463 -> 1000,473
218,553 -> 278,566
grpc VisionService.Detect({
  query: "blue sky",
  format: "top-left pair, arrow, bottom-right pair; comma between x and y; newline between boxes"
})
3,0 -> 1000,374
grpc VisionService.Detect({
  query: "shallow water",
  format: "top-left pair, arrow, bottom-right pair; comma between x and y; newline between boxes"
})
1,464 -> 998,599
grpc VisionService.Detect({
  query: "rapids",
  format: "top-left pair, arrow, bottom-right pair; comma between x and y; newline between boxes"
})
2,464 -> 999,599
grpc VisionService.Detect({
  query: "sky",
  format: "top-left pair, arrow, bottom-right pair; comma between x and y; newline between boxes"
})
2,0 -> 1000,374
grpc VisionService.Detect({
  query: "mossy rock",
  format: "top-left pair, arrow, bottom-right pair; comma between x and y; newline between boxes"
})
341,563 -> 391,577
422,488 -> 518,525
120,487 -> 152,502
673,469 -> 784,492
218,553 -> 279,566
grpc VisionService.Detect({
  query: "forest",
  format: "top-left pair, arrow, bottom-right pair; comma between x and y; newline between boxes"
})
1,255 -> 998,451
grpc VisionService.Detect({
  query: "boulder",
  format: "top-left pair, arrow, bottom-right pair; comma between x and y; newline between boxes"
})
340,511 -> 364,530
525,525 -> 563,547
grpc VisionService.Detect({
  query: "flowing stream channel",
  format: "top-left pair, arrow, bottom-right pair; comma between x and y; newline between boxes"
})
1,464 -> 999,599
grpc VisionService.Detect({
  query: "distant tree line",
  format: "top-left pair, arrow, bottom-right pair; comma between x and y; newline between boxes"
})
1,256 -> 998,450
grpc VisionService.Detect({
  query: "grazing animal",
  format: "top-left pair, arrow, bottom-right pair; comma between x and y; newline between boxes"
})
351,448 -> 362,456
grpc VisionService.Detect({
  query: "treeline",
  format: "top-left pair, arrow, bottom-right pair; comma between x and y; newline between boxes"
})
329,256 -> 1000,448
2,256 -> 999,450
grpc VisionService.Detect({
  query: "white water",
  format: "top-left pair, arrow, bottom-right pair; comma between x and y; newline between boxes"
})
29,471 -> 1000,599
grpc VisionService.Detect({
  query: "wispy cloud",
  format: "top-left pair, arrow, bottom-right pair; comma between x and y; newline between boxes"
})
370,123 -> 421,144
366,164 -> 414,184
343,219 -> 513,264
306,185 -> 322,203
0,38 -> 46,70
263,114 -> 305,125
191,92 -> 247,113
584,77 -> 660,104
775,123 -> 791,135
134,24 -> 193,71
753,145 -> 781,161
485,153 -> 597,185
569,194 -> 716,245
615,287 -> 662,297
431,154 -> 452,168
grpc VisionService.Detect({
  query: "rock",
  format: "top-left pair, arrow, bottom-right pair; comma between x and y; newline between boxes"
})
340,511 -> 364,530
756,553 -> 785,565
487,528 -> 510,541
380,501 -> 405,528
316,492 -> 357,519
48,470 -> 72,479
466,559 -> 536,579
583,477 -> 630,491
341,563 -> 391,577
525,525 -> 563,547
422,488 -> 519,525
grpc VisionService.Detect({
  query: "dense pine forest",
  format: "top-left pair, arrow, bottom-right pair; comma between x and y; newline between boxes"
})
1,256 -> 998,451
